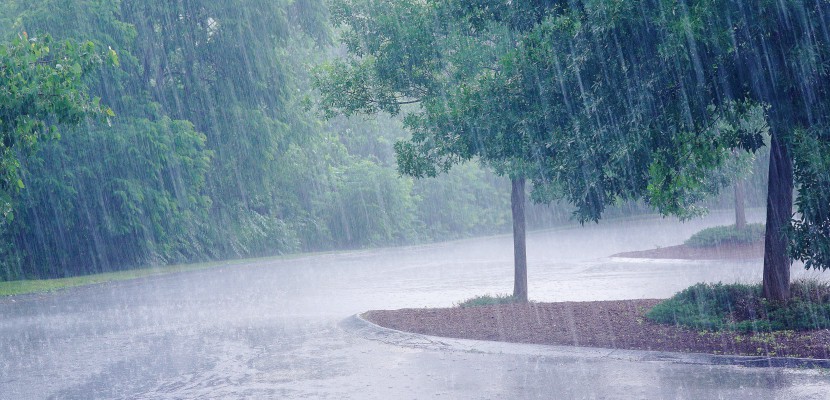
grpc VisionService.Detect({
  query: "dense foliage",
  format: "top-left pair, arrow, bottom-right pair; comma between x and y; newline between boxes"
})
456,294 -> 520,308
499,0 -> 830,300
317,0 -> 830,301
790,128 -> 830,271
0,34 -> 112,220
647,280 -> 830,332
0,0 -> 520,280
684,224 -> 765,248
2,0 -> 822,291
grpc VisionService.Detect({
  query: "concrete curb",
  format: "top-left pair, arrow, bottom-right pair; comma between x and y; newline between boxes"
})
340,313 -> 830,369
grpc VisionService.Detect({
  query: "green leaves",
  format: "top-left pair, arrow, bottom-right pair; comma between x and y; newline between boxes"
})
9,116 -> 212,276
317,0 -> 446,119
0,34 -> 111,218
790,127 -> 830,270
317,0 -> 545,185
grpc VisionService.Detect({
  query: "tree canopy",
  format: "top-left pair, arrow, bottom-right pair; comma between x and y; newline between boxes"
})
0,34 -> 113,220
316,0 -> 830,300
0,0 -> 530,280
2,0 -> 823,300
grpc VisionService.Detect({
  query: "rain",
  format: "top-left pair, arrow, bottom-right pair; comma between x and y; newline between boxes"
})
1,1 -> 830,399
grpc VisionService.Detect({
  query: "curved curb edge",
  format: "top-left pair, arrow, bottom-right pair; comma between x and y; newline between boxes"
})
340,313 -> 830,369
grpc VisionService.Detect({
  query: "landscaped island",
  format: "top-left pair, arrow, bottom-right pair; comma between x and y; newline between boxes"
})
364,224 -> 830,361
614,224 -> 765,260
364,294 -> 830,361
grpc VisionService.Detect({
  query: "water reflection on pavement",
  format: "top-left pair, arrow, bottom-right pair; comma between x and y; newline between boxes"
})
1,210 -> 828,399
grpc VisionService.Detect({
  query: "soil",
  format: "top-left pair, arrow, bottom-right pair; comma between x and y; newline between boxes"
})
364,300 -> 830,360
365,241 -> 825,361
612,241 -> 763,260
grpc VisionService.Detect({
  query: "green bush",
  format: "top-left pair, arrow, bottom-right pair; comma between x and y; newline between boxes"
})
456,294 -> 521,308
646,279 -> 830,332
684,223 -> 765,248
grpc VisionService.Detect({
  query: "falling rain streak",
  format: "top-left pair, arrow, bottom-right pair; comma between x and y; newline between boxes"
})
1,1 -> 829,399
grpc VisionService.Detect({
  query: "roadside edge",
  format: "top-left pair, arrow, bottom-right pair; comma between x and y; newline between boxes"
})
340,313 -> 830,369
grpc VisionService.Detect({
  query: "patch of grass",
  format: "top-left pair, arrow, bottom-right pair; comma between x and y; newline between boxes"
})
0,252 -> 312,297
0,262 -> 231,296
0,249 -> 327,297
456,294 -> 521,308
646,279 -> 830,332
684,223 -> 765,248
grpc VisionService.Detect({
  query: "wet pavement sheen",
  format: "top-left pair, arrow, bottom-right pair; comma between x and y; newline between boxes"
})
2,210 -> 829,399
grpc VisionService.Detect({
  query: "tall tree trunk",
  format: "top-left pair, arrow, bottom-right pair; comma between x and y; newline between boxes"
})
734,179 -> 746,229
762,132 -> 794,301
511,178 -> 528,302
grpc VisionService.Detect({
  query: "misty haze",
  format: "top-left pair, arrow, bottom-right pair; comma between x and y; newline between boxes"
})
1,1 -> 830,399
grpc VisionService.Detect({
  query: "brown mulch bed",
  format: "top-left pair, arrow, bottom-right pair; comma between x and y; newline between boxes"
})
612,241 -> 763,260
364,300 -> 830,359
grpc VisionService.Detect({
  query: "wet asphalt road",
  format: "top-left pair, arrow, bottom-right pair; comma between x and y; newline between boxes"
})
2,210 -> 830,399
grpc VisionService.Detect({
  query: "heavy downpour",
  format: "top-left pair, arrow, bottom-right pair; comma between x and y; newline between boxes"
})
1,1 -> 829,399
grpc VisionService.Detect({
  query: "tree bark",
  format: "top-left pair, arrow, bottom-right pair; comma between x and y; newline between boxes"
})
734,180 -> 746,230
762,132 -> 793,302
511,178 -> 528,302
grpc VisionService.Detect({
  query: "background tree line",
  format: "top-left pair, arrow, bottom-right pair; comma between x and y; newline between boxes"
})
0,0 -> 568,281
0,0 -> 773,282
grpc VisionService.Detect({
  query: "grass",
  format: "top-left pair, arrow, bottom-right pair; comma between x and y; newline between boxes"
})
684,223 -> 765,248
0,262 -> 236,296
0,251 -> 310,297
456,294 -> 522,308
646,279 -> 830,332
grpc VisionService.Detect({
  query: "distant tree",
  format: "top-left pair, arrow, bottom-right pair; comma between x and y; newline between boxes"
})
0,0 -> 535,281
658,110 -> 768,228
5,0 -> 333,269
728,149 -> 761,230
0,33 -> 113,221
12,116 -> 212,277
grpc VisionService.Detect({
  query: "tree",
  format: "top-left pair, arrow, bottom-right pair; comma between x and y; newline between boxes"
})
646,1 -> 827,301
487,0 -> 830,301
11,116 -> 212,277
315,0 -> 546,301
7,0 -> 335,265
0,1 -> 232,279
0,33 -> 112,221
118,0 -> 335,258
321,0 -> 830,303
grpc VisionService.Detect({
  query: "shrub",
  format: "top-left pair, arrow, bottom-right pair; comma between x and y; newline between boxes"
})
456,294 -> 521,308
646,279 -> 830,332
684,223 -> 765,248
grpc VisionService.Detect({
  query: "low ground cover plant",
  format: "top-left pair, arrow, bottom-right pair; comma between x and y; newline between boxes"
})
647,279 -> 830,332
684,223 -> 766,248
456,294 -> 521,308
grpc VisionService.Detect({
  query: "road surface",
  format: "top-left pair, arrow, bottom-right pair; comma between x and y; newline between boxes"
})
2,210 -> 829,399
